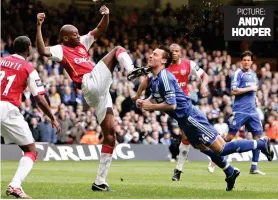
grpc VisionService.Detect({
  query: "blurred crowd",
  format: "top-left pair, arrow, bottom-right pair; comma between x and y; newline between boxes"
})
1,0 -> 278,147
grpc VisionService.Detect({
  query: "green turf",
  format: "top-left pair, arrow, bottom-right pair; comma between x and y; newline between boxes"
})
1,160 -> 278,199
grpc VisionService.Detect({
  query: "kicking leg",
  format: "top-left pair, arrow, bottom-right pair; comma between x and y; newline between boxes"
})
101,46 -> 134,74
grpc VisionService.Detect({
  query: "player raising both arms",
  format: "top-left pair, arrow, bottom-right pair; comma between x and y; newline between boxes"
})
1,36 -> 60,199
36,6 -> 135,192
135,45 -> 274,191
131,43 -> 210,181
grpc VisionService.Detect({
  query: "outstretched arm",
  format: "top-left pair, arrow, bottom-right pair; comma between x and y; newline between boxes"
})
91,5 -> 109,40
36,13 -> 51,57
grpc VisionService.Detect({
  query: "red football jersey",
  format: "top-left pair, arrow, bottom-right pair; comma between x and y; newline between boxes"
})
168,58 -> 205,95
49,32 -> 95,89
0,54 -> 45,107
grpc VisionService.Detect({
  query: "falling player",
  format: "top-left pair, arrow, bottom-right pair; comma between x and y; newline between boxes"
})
226,51 -> 266,175
1,36 -> 61,199
132,43 -> 210,181
135,45 -> 274,191
36,6 -> 135,191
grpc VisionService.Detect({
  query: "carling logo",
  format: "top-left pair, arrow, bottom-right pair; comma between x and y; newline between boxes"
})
224,6 -> 274,41
35,144 -> 135,161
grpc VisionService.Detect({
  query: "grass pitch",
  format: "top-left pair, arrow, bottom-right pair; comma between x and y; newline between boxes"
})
1,161 -> 278,199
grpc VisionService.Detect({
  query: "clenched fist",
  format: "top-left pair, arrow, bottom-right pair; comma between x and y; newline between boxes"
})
37,13 -> 45,25
99,5 -> 109,15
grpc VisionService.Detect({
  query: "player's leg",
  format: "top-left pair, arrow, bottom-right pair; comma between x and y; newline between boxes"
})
179,114 -> 239,191
92,93 -> 115,192
210,135 -> 273,161
185,107 -> 273,190
207,159 -> 216,173
208,112 -> 273,160
246,114 -> 265,175
225,113 -> 247,142
6,143 -> 37,199
1,103 -> 36,198
101,46 -> 134,74
199,146 -> 240,191
172,132 -> 190,181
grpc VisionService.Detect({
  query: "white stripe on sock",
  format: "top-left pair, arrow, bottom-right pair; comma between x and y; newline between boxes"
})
253,140 -> 257,149
223,163 -> 230,170
252,162 -> 258,166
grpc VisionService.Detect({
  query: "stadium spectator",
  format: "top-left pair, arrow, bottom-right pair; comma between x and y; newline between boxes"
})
213,115 -> 228,137
265,115 -> 278,144
56,109 -> 74,144
29,117 -> 41,142
80,126 -> 100,145
128,132 -> 142,144
48,85 -> 61,114
69,121 -> 86,144
37,115 -> 57,144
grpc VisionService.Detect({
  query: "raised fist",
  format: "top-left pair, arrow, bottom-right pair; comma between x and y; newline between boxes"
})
37,13 -> 45,25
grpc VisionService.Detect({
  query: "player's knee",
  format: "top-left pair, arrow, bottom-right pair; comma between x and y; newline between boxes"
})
102,123 -> 116,145
24,151 -> 37,162
114,45 -> 125,51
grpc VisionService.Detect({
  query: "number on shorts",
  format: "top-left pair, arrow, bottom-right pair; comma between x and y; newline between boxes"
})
0,71 -> 16,96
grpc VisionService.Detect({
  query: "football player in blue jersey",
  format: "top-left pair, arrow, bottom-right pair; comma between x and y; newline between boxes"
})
135,46 -> 274,191
226,51 -> 266,175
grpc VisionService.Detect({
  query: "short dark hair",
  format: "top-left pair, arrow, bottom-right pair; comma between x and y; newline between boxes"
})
241,51 -> 253,61
158,45 -> 172,68
13,36 -> 31,54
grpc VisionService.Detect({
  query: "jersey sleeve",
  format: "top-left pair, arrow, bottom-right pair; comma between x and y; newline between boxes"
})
49,45 -> 63,62
27,69 -> 45,96
160,70 -> 176,105
231,70 -> 241,91
189,60 -> 205,78
80,32 -> 95,51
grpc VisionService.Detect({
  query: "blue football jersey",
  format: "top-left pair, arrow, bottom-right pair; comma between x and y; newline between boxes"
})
149,69 -> 193,119
231,68 -> 257,113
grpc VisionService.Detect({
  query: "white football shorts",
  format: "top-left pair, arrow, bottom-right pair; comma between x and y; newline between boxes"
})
0,101 -> 34,145
82,60 -> 113,124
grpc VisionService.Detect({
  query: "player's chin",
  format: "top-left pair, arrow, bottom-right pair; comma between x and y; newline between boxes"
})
147,61 -> 153,67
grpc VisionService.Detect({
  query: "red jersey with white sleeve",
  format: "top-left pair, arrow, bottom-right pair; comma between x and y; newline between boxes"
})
49,32 -> 95,89
167,58 -> 205,95
0,54 -> 45,107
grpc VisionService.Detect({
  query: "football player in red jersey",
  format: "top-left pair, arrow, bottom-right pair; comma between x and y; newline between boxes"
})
36,6 -> 135,192
1,36 -> 60,199
132,43 -> 210,181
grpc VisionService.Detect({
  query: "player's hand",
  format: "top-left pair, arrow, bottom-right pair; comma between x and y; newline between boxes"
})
51,119 -> 61,134
200,85 -> 209,98
136,99 -> 143,108
250,85 -> 258,92
37,13 -> 45,25
141,100 -> 154,111
100,5 -> 109,15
